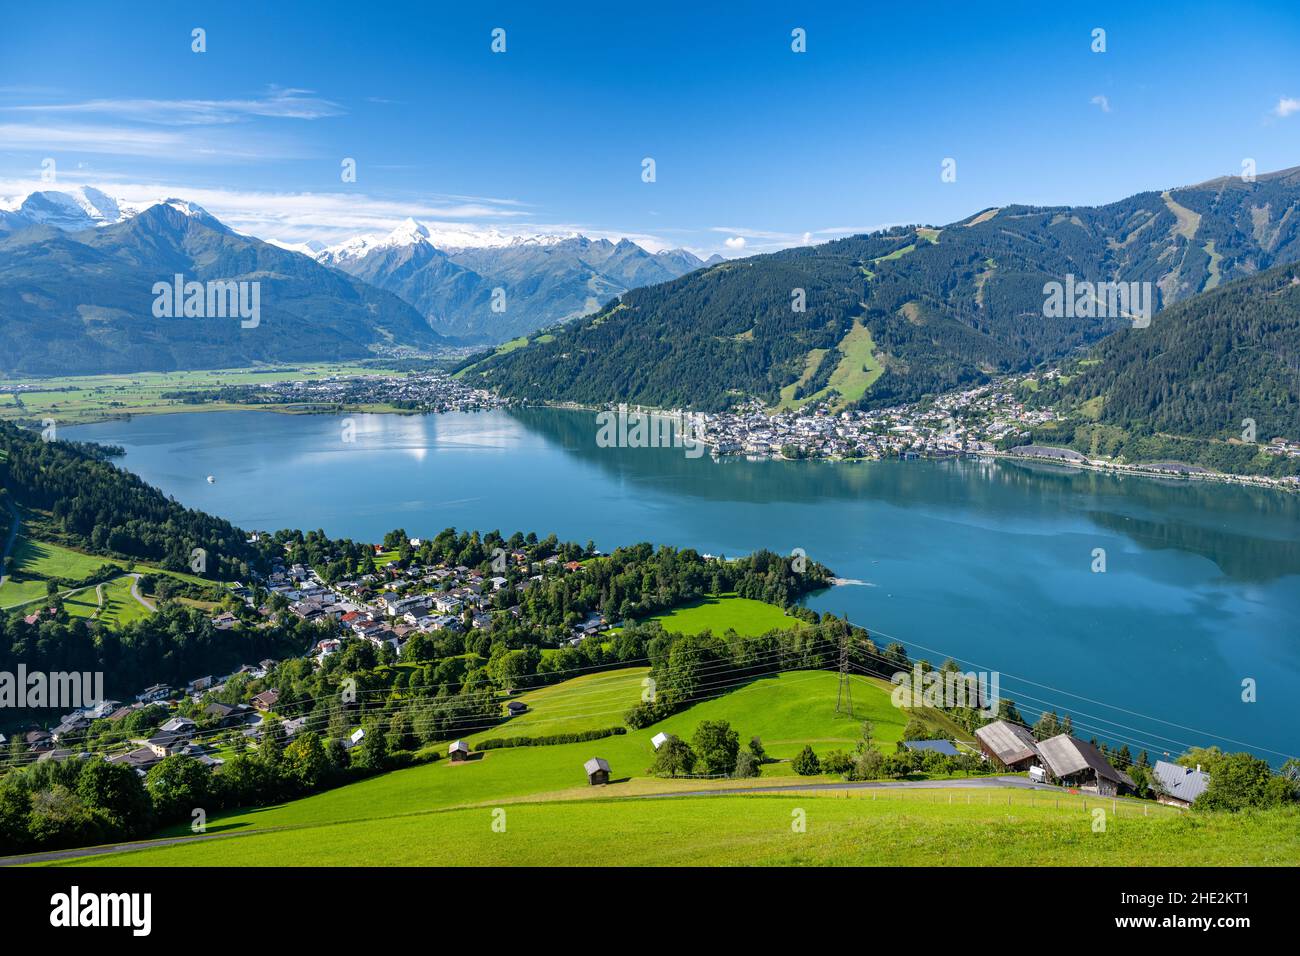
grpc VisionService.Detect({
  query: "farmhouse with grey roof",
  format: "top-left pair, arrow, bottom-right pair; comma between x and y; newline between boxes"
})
974,720 -> 1040,770
1036,734 -> 1135,796
1152,760 -> 1210,808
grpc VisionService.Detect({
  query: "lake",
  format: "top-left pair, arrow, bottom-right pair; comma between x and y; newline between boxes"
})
66,407 -> 1300,764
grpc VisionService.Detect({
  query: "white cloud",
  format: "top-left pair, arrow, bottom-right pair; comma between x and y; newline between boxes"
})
1273,96 -> 1300,118
1090,95 -> 1111,113
0,174 -> 688,251
0,122 -> 307,161
3,88 -> 342,125
724,236 -> 746,249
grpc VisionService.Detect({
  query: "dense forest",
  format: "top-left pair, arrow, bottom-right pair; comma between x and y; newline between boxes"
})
1021,262 -> 1300,475
0,421 -> 261,580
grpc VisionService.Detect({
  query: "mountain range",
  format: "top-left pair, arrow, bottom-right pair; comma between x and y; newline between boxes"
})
465,166 -> 1300,412
314,219 -> 719,342
0,186 -> 719,355
0,199 -> 444,376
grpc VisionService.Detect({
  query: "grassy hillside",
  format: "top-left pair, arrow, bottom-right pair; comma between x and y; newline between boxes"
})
18,664 -> 1297,867
44,790 -> 1299,868
36,670 -> 956,848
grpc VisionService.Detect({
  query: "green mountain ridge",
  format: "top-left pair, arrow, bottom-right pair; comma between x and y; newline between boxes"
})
0,203 -> 447,377
467,166 -> 1300,412
1021,261 -> 1300,475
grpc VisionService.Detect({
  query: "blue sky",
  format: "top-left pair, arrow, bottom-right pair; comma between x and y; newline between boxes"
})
2,0 -> 1299,255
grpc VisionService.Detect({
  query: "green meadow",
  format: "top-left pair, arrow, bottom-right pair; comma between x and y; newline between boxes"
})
18,663 -> 1294,868
0,363 -> 384,425
616,593 -> 799,637
44,790 -> 1293,868
1,532 -> 219,616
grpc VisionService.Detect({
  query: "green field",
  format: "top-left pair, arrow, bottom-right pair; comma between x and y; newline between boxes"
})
17,661 -> 1293,868
452,338 -> 531,380
1,533 -> 215,617
98,575 -> 154,626
43,789 -> 1292,868
0,538 -> 117,607
491,667 -> 651,738
33,669 -> 976,850
0,363 -> 385,425
619,593 -> 800,637
776,321 -> 883,412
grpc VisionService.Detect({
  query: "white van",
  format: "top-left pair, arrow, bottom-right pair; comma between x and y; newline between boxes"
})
1028,765 -> 1048,784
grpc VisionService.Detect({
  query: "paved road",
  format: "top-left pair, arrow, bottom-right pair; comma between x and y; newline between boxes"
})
128,572 -> 156,611
0,829 -> 255,867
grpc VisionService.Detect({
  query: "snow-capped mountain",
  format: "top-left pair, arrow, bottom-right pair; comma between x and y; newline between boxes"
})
0,187 -> 719,344
315,218 -> 580,267
0,187 -> 218,234
0,198 -> 444,377
0,185 -> 143,232
314,217 -> 715,341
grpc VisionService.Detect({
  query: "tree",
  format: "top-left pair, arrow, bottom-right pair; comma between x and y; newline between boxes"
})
691,720 -> 740,776
76,760 -> 151,836
351,722 -> 389,772
882,752 -> 915,779
748,736 -> 767,764
1196,752 -> 1294,811
283,731 -> 331,792
145,756 -> 210,823
1033,711 -> 1061,739
648,736 -> 697,777
792,745 -> 821,776
851,745 -> 885,781
820,750 -> 853,775
665,633 -> 727,706
733,749 -> 762,778
901,717 -> 934,741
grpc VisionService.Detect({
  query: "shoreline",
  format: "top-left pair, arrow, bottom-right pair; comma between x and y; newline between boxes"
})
12,372 -> 1295,495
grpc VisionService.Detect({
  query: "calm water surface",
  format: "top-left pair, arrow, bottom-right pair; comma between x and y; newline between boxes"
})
66,408 -> 1300,763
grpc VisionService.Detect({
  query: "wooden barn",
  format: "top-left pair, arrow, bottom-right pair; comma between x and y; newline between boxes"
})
506,700 -> 528,717
584,756 -> 611,785
974,720 -> 1041,770
449,739 -> 470,762
1036,734 -> 1135,796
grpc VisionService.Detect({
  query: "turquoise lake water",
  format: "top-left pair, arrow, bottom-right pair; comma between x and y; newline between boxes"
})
66,407 -> 1300,764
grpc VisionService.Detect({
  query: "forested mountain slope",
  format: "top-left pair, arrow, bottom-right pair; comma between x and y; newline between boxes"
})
467,167 -> 1300,412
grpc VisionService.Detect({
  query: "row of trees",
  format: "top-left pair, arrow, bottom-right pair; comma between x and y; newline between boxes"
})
0,720 -> 414,855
